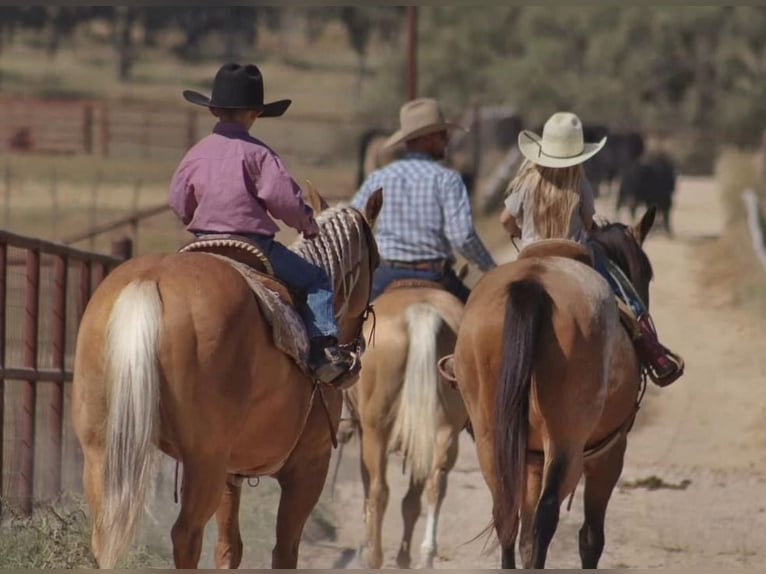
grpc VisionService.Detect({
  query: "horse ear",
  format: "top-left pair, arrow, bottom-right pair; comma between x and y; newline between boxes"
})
303,180 -> 329,213
633,206 -> 656,245
365,187 -> 383,226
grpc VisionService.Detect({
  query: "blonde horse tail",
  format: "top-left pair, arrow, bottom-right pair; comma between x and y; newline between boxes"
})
99,280 -> 162,568
389,303 -> 443,483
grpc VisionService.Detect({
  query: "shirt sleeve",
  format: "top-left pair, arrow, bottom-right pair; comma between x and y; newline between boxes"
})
504,186 -> 525,220
441,172 -> 496,272
579,177 -> 596,221
251,150 -> 319,236
168,161 -> 198,226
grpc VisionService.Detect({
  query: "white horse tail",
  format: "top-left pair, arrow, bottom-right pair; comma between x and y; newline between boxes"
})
389,303 -> 443,483
98,280 -> 162,568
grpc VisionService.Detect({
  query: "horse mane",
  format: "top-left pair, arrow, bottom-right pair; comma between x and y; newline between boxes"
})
588,221 -> 653,285
291,206 -> 377,309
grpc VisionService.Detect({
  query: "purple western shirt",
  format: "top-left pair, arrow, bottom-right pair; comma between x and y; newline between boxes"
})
168,121 -> 318,237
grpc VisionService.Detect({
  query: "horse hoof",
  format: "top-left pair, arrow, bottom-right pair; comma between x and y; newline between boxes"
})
396,550 -> 411,569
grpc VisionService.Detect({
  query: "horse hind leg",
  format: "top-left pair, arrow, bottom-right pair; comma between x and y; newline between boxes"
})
419,426 -> 459,568
578,436 -> 627,569
171,455 -> 228,568
529,452 -> 583,569
518,455 -> 544,569
359,427 -> 390,569
396,475 -> 425,568
215,475 -> 244,569
81,446 -> 106,565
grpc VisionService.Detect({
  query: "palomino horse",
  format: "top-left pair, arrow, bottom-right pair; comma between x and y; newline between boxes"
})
450,208 -> 658,569
71,187 -> 383,569
342,285 -> 467,568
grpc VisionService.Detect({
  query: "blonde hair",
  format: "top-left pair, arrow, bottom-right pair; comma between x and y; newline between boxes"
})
507,160 -> 583,240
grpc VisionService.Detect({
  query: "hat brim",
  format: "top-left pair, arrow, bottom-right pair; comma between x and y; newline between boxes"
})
518,130 -> 607,168
383,121 -> 466,150
182,90 -> 291,118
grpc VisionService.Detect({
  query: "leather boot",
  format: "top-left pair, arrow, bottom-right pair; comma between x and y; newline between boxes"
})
634,314 -> 684,387
308,336 -> 359,388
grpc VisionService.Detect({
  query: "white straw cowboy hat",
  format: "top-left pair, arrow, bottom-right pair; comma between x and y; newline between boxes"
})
518,112 -> 606,168
383,98 -> 465,149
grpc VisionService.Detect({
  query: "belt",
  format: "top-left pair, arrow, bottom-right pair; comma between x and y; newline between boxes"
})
381,259 -> 448,273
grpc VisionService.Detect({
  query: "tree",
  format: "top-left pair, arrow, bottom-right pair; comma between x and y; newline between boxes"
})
340,6 -> 374,99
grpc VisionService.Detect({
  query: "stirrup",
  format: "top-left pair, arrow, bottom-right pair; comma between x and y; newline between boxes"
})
646,350 -> 685,387
315,353 -> 361,390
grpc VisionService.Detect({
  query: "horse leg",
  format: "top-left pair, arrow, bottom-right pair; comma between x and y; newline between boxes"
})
360,428 -> 389,569
214,475 -> 244,569
82,446 -> 106,564
419,427 -> 459,568
396,475 -> 425,568
578,437 -> 627,569
359,427 -> 370,518
530,452 -> 582,569
272,459 -> 330,568
518,456 -> 544,569
171,456 -> 228,568
500,525 -> 520,569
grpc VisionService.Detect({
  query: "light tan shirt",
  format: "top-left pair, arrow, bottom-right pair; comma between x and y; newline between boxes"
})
504,176 -> 595,248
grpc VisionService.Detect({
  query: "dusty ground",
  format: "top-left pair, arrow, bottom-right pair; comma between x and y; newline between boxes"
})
295,176 -> 766,569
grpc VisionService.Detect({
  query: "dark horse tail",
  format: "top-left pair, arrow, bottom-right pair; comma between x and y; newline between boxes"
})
493,277 -> 551,548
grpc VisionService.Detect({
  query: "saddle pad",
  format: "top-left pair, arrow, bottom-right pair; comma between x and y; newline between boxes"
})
208,254 -> 310,374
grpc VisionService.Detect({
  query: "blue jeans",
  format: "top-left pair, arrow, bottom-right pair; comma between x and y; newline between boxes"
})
592,252 -> 645,317
371,264 -> 471,303
195,233 -> 338,339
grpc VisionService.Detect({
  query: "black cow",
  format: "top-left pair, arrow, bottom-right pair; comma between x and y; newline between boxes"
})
528,123 -> 644,198
583,130 -> 645,198
616,151 -> 676,236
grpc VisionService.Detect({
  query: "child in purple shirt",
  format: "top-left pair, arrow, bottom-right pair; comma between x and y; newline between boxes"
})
169,62 -> 355,386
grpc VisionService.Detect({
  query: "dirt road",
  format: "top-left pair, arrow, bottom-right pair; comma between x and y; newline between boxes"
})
297,176 -> 766,569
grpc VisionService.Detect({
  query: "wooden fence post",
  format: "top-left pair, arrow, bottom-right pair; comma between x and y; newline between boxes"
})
0,243 -> 6,517
48,255 -> 67,500
100,103 -> 110,158
111,237 -> 133,260
83,104 -> 94,155
20,249 -> 40,515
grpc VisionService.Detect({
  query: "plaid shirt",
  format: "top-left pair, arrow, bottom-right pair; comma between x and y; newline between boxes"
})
351,153 -> 496,272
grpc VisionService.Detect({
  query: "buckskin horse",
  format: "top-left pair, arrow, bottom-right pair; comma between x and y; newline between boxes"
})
71,187 -> 382,569
448,208 -> 658,569
342,284 -> 467,568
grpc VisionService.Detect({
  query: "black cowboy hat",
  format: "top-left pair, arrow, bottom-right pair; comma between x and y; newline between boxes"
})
182,62 -> 291,118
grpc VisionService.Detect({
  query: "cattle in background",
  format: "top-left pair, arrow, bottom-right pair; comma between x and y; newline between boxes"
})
583,129 -> 645,198
527,123 -> 645,198
616,151 -> 676,236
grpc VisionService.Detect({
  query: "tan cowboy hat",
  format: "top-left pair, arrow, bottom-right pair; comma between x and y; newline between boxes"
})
383,98 -> 465,149
518,112 -> 606,168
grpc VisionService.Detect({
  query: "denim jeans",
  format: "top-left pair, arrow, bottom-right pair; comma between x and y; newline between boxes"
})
592,251 -> 645,317
371,264 -> 471,304
195,233 -> 338,339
